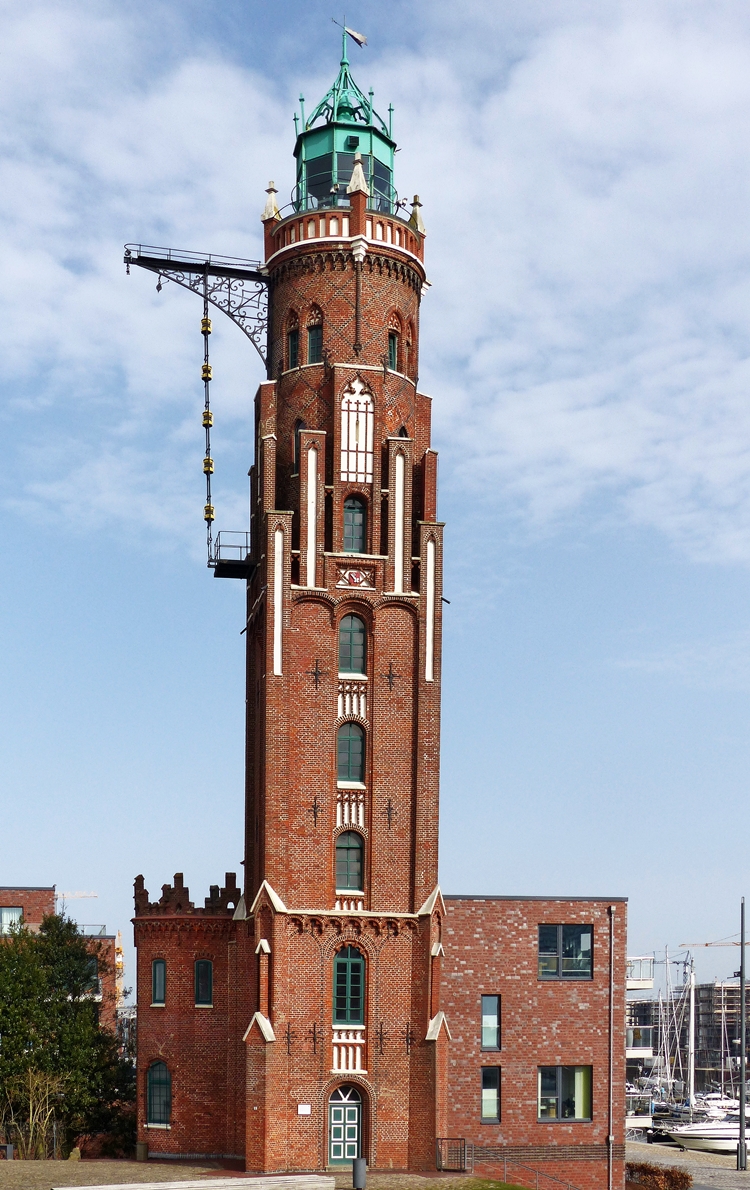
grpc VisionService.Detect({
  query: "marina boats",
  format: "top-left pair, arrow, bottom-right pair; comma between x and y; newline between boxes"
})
666,1116 -> 747,1153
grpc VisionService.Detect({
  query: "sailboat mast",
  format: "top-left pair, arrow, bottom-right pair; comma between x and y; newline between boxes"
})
695,952 -> 700,1109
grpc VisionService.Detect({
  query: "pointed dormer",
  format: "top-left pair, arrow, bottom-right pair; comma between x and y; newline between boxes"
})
293,30 -> 396,215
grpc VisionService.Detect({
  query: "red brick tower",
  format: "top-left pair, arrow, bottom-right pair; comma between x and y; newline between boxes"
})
132,40 -> 449,1171
241,40 -> 448,1169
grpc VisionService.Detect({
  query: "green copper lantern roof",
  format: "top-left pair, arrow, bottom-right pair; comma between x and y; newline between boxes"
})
302,30 -> 391,136
292,31 -> 397,215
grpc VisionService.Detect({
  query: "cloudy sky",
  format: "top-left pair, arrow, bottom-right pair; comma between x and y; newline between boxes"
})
3,0 -> 750,993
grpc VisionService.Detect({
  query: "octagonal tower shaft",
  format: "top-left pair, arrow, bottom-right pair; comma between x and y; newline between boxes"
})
244,189 -> 442,918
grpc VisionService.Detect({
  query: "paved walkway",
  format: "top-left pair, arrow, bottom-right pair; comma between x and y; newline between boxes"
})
627,1139 -> 750,1190
0,1167 -> 490,1190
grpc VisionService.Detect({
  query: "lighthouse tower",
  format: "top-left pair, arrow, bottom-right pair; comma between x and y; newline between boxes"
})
242,39 -> 447,1169
133,41 -> 448,1171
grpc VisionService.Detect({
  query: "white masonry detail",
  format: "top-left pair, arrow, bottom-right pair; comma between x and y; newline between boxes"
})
336,789 -> 366,828
337,679 -> 367,720
306,445 -> 317,588
332,1027 -> 366,1072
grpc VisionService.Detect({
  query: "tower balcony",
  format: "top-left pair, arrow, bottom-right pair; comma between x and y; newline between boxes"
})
268,205 -> 424,263
332,1026 -> 367,1074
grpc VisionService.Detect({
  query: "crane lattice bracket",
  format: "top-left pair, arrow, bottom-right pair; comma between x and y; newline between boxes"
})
124,244 -> 268,366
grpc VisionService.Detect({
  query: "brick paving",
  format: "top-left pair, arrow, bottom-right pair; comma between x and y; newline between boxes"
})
0,1169 -> 514,1190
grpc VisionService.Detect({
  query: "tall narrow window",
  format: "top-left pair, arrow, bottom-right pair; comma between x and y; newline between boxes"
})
336,831 -> 364,890
340,380 -> 374,482
293,419 -> 306,475
152,959 -> 166,1006
538,1066 -> 592,1120
194,959 -> 213,1006
481,1067 -> 501,1121
147,1061 -> 172,1125
339,614 -> 366,674
481,995 -> 501,1049
334,945 -> 365,1023
287,315 -> 299,369
308,323 -> 323,364
343,497 -> 366,553
388,331 -> 398,370
338,722 -> 365,783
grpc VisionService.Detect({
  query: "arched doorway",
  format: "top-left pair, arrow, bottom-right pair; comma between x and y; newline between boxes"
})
328,1084 -> 361,1164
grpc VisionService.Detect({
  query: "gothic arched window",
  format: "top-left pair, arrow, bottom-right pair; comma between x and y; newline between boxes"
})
147,1061 -> 172,1125
339,615 -> 366,674
336,831 -> 364,891
287,312 -> 299,370
307,306 -> 323,364
343,497 -> 366,554
340,380 -> 374,482
338,722 -> 365,783
334,945 -> 365,1023
387,313 -> 402,371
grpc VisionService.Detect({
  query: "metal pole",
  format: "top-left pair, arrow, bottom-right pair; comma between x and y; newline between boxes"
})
739,897 -> 747,1170
695,961 -> 700,1109
608,906 -> 615,1190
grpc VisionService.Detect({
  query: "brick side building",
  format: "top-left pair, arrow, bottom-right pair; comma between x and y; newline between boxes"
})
132,40 -> 626,1186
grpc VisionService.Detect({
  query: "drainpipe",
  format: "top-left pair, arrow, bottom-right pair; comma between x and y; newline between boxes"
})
608,905 -> 616,1190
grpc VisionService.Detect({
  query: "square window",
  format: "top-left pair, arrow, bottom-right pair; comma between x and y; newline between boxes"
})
538,924 -> 592,979
481,995 -> 501,1050
538,1066 -> 592,1121
0,907 -> 22,935
481,1067 -> 500,1121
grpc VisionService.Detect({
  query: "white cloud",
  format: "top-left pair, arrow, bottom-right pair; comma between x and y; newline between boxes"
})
3,0 -> 750,561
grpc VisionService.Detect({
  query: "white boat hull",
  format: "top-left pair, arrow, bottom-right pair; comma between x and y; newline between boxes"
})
667,1126 -> 748,1154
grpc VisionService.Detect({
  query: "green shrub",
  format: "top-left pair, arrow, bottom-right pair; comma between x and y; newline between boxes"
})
627,1161 -> 693,1190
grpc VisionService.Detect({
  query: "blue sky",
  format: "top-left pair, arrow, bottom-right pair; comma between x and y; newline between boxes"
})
3,0 -> 750,995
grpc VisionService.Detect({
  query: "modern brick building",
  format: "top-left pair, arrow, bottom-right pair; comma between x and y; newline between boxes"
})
132,40 -> 626,1188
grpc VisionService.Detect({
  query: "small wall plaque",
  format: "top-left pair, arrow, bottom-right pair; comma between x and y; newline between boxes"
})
297,1103 -> 312,1116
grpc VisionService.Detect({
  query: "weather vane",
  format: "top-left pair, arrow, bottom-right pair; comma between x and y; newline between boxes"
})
331,17 -> 367,48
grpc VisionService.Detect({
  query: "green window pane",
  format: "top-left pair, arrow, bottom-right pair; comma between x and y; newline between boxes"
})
308,324 -> 323,364
147,1061 -> 171,1125
339,615 -> 366,674
152,959 -> 166,1005
481,1067 -> 500,1120
388,332 -> 398,370
195,959 -> 213,1006
333,945 -> 365,1023
336,831 -> 363,890
481,994 -> 500,1049
288,328 -> 299,369
343,497 -> 366,553
338,722 -> 365,782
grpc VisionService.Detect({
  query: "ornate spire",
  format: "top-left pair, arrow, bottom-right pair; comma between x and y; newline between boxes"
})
261,181 -> 280,223
346,153 -> 369,196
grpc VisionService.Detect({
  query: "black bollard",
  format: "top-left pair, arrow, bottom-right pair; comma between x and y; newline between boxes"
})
352,1156 -> 367,1189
